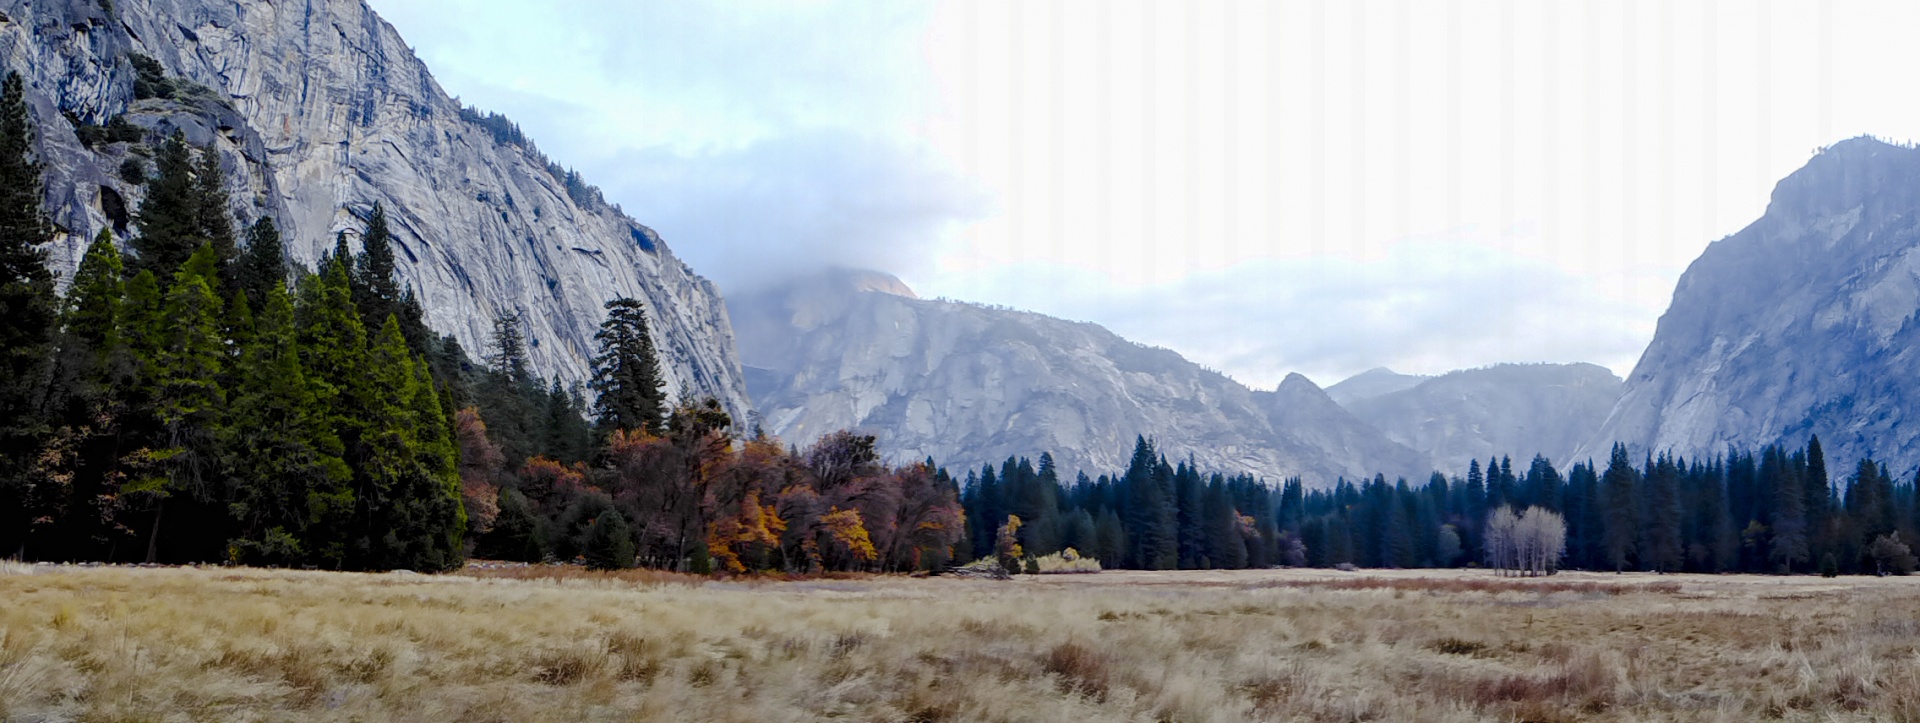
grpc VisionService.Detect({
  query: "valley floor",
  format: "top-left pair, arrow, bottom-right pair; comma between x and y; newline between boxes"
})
2,564 -> 1918,722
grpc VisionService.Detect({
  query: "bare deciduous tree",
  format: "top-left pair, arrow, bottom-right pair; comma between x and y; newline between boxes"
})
1485,505 -> 1566,577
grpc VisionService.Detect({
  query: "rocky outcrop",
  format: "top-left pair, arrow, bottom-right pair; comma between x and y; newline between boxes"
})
0,0 -> 751,419
1254,374 -> 1432,483
1341,363 -> 1622,474
1577,137 -> 1920,477
732,269 -> 1431,485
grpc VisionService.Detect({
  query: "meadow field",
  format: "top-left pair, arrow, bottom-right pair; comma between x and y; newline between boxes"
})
3,563 -> 1919,722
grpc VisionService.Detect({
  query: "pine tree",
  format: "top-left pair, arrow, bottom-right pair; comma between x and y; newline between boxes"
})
131,132 -> 201,276
0,72 -> 58,558
294,257 -> 367,565
539,378 -> 592,464
589,298 -> 667,436
1641,453 -> 1683,572
225,284 -> 349,566
1600,444 -> 1639,572
136,250 -> 228,562
192,145 -> 235,288
1765,446 -> 1809,573
351,202 -> 402,329
476,311 -> 539,462
583,509 -> 636,570
233,217 -> 286,309
352,315 -> 465,571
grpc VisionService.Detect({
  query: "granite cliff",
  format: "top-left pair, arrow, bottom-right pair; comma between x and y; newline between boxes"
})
1578,137 -> 1920,477
0,0 -> 751,418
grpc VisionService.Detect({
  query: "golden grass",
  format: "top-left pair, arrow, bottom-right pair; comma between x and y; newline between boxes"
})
3,565 -> 1919,721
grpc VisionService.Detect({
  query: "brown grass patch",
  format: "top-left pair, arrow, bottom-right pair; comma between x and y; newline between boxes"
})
3,566 -> 1918,721
1256,575 -> 1683,596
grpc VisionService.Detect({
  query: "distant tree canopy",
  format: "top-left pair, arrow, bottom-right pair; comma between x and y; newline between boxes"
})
954,434 -> 1920,576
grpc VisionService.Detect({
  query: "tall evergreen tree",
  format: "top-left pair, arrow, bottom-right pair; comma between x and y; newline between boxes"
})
1641,453 -> 1683,572
0,72 -> 58,558
225,284 -> 349,566
135,250 -> 228,562
1600,444 -> 1640,572
1765,446 -> 1809,573
294,256 -> 368,564
131,132 -> 201,276
351,202 -> 402,328
192,145 -> 235,287
233,217 -> 286,309
35,232 -> 146,560
589,298 -> 667,436
539,378 -> 592,464
352,315 -> 464,571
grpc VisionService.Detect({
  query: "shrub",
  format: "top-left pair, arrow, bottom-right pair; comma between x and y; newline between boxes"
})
129,53 -> 175,100
1869,533 -> 1918,576
1820,553 -> 1840,578
1430,637 -> 1489,656
1033,548 -> 1102,574
1042,641 -> 1111,699
103,116 -> 142,143
582,510 -> 635,571
118,157 -> 145,184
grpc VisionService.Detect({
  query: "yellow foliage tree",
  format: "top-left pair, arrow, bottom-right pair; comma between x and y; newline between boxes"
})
706,489 -> 786,573
822,507 -> 878,566
995,514 -> 1024,568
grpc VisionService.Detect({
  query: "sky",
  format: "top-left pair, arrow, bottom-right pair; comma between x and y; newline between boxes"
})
370,0 -> 1920,389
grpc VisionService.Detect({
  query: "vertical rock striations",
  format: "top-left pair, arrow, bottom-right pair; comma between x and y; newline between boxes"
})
1578,137 -> 1920,477
0,0 -> 751,419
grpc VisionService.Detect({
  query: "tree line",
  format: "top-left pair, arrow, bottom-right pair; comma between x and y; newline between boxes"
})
959,434 -> 1920,576
959,438 -> 1306,572
0,72 -> 965,573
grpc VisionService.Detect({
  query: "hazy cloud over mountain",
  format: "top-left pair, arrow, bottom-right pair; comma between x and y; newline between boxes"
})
924,242 -> 1654,387
376,0 -> 1920,385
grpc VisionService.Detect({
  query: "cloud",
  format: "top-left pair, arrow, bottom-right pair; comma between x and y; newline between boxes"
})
917,242 -> 1657,389
374,0 -> 938,157
370,0 -> 978,294
582,130 -> 991,293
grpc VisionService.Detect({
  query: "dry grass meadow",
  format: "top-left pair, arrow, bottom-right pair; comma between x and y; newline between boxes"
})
3,562 -> 1920,722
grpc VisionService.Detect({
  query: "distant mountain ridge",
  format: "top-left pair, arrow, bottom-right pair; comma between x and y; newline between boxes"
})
1341,363 -> 1623,474
731,269 -> 1429,485
1326,368 -> 1429,407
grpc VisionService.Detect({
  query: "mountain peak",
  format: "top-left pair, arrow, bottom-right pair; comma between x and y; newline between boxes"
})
832,268 -> 918,299
1765,136 -> 1920,226
1276,372 -> 1322,394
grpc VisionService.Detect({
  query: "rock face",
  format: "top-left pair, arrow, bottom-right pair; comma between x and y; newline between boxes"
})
1325,367 -> 1428,407
732,269 -> 1430,485
0,0 -> 751,419
1577,137 -> 1920,477
1254,373 -> 1433,483
1341,363 -> 1623,475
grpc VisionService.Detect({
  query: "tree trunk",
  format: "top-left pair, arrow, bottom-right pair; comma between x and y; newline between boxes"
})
145,501 -> 166,563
